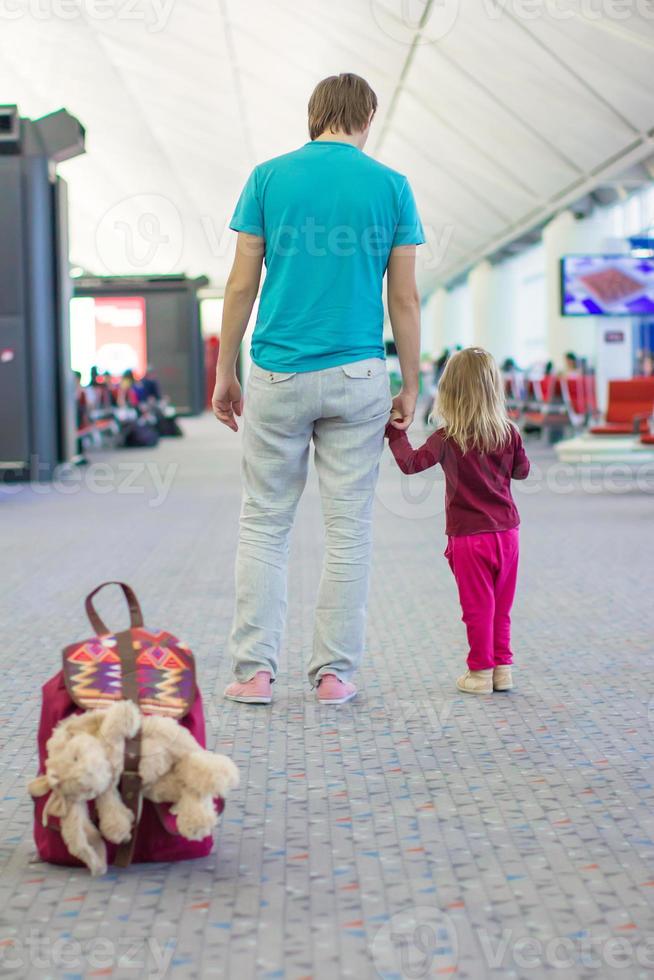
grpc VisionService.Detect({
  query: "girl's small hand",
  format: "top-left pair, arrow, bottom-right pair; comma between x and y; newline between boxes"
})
385,408 -> 404,438
389,391 -> 416,431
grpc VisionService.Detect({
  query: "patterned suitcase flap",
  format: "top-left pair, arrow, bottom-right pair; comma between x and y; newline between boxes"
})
62,627 -> 196,718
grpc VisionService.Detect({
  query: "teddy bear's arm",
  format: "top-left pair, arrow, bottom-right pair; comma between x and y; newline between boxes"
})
96,787 -> 135,845
60,802 -> 107,877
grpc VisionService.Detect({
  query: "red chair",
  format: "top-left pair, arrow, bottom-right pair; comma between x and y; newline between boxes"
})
504,374 -> 524,422
589,379 -> 654,435
523,376 -> 568,434
540,375 -> 558,403
522,378 -> 545,427
560,376 -> 589,430
584,374 -> 597,416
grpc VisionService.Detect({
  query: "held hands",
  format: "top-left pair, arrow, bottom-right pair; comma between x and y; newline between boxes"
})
388,389 -> 417,432
212,373 -> 415,435
212,372 -> 243,432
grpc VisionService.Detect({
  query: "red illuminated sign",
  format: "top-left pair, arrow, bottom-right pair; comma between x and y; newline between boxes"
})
94,296 -> 147,379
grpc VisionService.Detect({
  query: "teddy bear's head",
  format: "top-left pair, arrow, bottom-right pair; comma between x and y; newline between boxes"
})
46,732 -> 114,801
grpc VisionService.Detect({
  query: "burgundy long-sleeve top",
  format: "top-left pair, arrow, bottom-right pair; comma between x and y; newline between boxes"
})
386,424 -> 530,537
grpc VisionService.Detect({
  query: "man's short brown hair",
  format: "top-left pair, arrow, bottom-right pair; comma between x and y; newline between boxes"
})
308,73 -> 378,141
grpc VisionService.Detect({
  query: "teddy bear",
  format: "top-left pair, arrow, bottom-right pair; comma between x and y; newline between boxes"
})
28,700 -> 141,875
29,700 -> 240,874
137,714 -> 240,840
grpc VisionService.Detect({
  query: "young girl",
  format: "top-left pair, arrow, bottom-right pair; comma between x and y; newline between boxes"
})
386,348 -> 530,695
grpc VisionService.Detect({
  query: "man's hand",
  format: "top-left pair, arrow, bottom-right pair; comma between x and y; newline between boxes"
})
389,389 -> 417,431
212,372 -> 243,432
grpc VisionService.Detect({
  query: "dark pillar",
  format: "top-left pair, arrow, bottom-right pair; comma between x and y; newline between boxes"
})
0,106 -> 85,480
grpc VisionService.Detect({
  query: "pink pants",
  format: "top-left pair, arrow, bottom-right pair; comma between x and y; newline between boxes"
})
445,528 -> 519,672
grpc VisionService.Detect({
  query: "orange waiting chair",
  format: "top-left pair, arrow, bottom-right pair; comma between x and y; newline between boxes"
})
589,378 -> 654,435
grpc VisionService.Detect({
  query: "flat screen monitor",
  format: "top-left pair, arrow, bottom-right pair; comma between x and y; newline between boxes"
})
70,296 -> 147,383
561,254 -> 654,316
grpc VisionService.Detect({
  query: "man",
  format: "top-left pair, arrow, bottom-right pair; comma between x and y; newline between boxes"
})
213,73 -> 424,705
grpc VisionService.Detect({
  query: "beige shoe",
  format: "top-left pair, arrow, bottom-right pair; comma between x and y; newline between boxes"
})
493,666 -> 513,691
456,669 -> 493,694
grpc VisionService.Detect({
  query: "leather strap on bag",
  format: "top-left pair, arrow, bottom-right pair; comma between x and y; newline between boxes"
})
85,581 -> 143,637
113,627 -> 143,868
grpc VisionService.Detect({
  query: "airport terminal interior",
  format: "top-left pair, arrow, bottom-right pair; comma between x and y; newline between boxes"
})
1,3 -> 654,979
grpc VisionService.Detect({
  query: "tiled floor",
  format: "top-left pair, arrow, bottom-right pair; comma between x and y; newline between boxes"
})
1,415 -> 653,980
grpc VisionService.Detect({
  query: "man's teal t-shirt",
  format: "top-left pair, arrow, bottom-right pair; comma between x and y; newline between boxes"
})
230,140 -> 425,373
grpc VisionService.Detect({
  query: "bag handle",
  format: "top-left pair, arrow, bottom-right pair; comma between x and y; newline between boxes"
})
85,581 -> 143,636
113,627 -> 143,868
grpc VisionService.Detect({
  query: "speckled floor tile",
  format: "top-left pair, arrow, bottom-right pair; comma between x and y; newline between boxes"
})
1,415 -> 652,980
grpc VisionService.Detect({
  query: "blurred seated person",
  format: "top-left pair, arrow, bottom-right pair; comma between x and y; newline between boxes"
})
422,348 -> 450,424
500,356 -> 525,399
73,371 -> 90,459
501,357 -> 523,379
562,351 -> 580,377
140,363 -> 162,402
116,369 -> 143,409
73,371 -> 88,429
142,366 -> 183,437
434,348 -> 449,382
637,350 -> 653,377
101,372 -> 118,406
85,365 -> 101,411
85,366 -> 117,411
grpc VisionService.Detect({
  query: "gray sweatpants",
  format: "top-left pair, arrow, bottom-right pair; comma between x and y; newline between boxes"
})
228,357 -> 391,686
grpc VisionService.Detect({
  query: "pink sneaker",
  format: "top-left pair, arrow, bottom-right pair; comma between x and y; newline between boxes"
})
316,673 -> 357,705
224,671 -> 272,704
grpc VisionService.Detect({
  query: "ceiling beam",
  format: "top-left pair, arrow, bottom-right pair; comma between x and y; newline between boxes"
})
434,134 -> 654,289
401,84 -> 542,204
493,1 -> 642,137
373,0 -> 436,156
218,0 -> 257,168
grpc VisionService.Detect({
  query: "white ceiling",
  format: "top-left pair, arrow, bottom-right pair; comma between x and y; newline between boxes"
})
1,0 -> 653,295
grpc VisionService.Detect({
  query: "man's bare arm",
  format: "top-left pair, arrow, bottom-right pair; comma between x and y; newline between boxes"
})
387,245 -> 421,430
212,233 -> 264,431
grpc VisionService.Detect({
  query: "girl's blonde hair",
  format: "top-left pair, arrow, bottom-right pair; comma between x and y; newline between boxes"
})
434,347 -> 513,454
